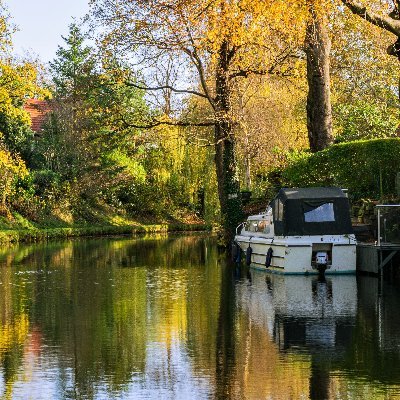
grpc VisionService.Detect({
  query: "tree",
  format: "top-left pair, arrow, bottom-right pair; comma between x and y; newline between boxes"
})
90,0 -> 309,241
0,1 -> 12,51
50,23 -> 95,99
340,0 -> 400,105
0,62 -> 48,156
41,24 -> 163,220
305,4 -> 333,152
0,3 -> 49,159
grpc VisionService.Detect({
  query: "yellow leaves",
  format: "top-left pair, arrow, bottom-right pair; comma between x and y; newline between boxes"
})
129,0 -> 312,73
145,2 -> 301,96
0,141 -> 28,209
0,60 -> 51,132
0,143 -> 27,177
0,2 -> 13,53
208,1 -> 307,46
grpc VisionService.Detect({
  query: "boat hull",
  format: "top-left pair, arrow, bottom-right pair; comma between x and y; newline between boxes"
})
235,234 -> 356,275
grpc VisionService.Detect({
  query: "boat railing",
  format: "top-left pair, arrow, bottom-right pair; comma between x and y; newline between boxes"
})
375,204 -> 400,246
236,222 -> 245,235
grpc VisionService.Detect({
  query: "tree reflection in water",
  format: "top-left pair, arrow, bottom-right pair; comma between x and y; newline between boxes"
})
0,237 -> 399,398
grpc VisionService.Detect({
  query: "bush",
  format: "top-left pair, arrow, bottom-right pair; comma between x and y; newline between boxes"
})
33,170 -> 62,195
272,138 -> 400,200
0,144 -> 29,216
335,101 -> 397,143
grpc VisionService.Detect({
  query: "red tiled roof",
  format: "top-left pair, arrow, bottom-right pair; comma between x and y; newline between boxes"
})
23,99 -> 52,133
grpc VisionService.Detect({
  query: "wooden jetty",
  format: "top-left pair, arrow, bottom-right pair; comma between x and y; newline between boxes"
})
357,205 -> 400,276
357,243 -> 400,276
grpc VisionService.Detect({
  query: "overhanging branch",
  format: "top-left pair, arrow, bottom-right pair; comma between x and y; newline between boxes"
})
125,81 -> 209,100
120,117 -> 215,129
229,67 -> 294,80
341,0 -> 400,36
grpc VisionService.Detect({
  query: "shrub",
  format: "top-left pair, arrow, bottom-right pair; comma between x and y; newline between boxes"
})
0,144 -> 28,216
335,101 -> 397,143
273,138 -> 400,200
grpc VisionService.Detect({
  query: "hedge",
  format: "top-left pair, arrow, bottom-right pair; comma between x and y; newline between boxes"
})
275,138 -> 400,200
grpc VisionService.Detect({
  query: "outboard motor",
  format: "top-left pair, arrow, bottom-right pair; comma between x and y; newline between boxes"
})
315,251 -> 328,274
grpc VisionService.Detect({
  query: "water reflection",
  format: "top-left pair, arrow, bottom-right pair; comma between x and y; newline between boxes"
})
0,236 -> 399,398
0,236 -> 222,399
236,269 -> 400,399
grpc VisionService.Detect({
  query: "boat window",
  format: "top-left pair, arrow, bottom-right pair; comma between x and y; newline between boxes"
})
258,220 -> 265,230
304,202 -> 335,222
258,220 -> 265,231
246,221 -> 258,232
276,199 -> 284,221
258,220 -> 270,234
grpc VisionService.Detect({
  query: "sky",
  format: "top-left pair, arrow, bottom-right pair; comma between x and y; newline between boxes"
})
6,0 -> 89,63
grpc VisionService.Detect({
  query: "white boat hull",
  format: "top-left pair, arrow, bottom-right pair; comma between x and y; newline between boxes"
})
235,234 -> 356,274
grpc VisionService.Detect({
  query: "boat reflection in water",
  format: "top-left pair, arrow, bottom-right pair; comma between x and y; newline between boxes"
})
236,270 -> 357,399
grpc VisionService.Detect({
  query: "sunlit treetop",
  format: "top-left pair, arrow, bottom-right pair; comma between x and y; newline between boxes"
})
90,0 -> 328,88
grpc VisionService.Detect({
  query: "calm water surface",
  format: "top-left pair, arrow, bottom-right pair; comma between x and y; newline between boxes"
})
0,234 -> 399,399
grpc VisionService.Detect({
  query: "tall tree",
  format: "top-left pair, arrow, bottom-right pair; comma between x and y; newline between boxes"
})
50,23 -> 95,99
42,23 -> 160,218
305,5 -> 333,152
48,23 -> 97,179
90,0 -> 309,241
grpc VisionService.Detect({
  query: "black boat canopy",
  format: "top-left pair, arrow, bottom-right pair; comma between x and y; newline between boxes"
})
271,187 -> 353,236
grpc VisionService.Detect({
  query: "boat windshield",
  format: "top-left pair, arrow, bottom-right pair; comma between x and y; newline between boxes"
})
304,202 -> 335,223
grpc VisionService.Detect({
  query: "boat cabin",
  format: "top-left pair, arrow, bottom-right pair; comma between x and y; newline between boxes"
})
271,187 -> 353,236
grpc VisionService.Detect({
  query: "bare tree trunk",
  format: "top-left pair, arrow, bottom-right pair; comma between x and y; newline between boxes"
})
305,8 -> 333,152
245,152 -> 251,190
214,41 -> 242,243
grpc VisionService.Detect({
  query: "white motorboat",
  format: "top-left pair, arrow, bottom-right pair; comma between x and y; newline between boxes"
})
234,187 -> 357,274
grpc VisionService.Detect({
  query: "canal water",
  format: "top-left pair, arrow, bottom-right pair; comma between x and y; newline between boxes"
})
0,234 -> 399,399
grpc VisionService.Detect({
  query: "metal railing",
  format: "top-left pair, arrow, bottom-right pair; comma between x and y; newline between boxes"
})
236,222 -> 245,235
376,205 -> 400,246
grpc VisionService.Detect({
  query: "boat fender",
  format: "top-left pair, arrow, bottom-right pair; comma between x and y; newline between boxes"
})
246,245 -> 252,266
265,247 -> 273,268
232,242 -> 242,263
231,241 -> 238,261
235,245 -> 242,263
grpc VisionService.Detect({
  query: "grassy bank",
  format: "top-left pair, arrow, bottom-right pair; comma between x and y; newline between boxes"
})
0,223 -> 211,245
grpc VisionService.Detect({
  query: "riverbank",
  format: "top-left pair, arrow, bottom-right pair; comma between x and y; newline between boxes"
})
0,223 -> 211,244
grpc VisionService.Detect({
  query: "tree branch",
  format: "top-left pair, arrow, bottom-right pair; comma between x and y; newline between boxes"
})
120,116 -> 215,129
229,67 -> 294,80
125,81 -> 209,99
341,0 -> 400,35
181,28 -> 216,110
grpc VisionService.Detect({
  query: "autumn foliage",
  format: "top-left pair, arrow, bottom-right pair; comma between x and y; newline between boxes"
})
0,0 -> 397,230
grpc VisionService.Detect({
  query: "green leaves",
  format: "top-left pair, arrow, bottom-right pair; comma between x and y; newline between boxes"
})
335,101 -> 398,143
276,138 -> 400,200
